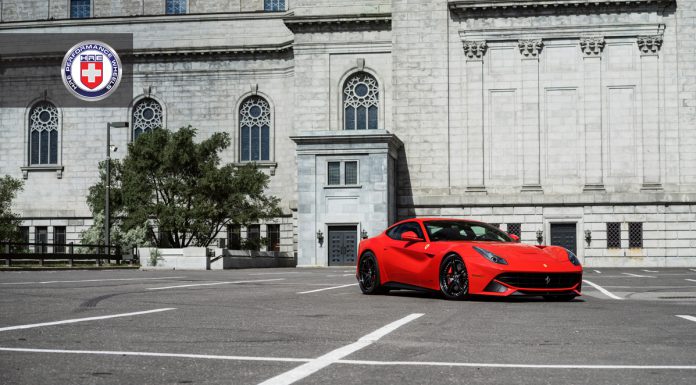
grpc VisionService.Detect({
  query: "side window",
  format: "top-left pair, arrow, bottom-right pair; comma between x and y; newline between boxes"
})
387,222 -> 424,240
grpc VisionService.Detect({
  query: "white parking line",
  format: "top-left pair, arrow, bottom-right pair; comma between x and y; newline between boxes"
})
642,270 -> 659,273
257,313 -> 424,385
0,308 -> 175,332
690,269 -> 696,273
337,359 -> 696,370
593,270 -> 601,274
621,273 -> 656,278
4,346 -> 694,371
147,279 -> 284,291
676,315 -> 696,323
685,279 -> 696,283
297,283 -> 357,294
248,272 -> 299,276
0,347 -> 309,363
582,280 -> 623,300
0,277 -> 186,285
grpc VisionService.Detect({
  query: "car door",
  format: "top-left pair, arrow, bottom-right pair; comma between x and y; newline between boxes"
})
382,222 -> 430,287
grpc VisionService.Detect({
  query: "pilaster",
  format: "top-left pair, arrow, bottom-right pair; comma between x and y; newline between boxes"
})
464,40 -> 487,192
519,39 -> 543,192
638,35 -> 663,190
581,36 -> 606,191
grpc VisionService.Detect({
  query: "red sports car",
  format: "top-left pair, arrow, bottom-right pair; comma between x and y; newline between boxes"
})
356,218 -> 582,300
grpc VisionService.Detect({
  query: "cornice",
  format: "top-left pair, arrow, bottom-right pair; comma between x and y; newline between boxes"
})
449,0 -> 674,12
0,11 -> 291,29
460,23 -> 665,42
283,13 -> 391,33
129,41 -> 294,58
291,130 -> 403,148
399,191 -> 696,208
0,41 -> 294,62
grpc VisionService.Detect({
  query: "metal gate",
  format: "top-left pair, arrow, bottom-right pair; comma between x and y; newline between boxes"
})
328,226 -> 357,266
550,223 -> 577,255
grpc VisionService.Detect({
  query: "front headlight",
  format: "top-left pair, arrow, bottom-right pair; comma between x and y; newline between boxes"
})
473,246 -> 508,265
567,249 -> 581,266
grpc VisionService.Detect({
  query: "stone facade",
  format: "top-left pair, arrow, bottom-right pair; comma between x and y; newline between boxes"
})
1,0 -> 695,266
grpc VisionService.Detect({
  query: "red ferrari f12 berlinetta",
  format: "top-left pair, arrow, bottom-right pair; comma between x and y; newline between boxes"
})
356,218 -> 582,300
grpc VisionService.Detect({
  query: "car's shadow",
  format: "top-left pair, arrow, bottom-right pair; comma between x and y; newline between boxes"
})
385,290 -> 585,303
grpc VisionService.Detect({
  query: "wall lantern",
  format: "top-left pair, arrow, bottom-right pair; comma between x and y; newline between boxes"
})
585,230 -> 592,246
316,230 -> 324,246
361,229 -> 368,239
536,229 -> 544,245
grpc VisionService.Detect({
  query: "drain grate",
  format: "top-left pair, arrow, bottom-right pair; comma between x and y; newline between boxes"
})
659,296 -> 696,299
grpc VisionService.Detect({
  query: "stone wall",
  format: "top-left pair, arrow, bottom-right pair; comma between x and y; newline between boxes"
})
392,0 -> 451,196
677,0 -> 696,184
0,14 -> 297,252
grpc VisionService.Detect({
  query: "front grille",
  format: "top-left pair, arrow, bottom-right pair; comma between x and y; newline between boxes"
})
495,272 -> 581,289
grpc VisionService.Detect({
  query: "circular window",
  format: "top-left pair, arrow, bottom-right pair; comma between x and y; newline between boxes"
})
142,108 -> 155,120
354,83 -> 369,97
39,111 -> 51,122
249,105 -> 262,118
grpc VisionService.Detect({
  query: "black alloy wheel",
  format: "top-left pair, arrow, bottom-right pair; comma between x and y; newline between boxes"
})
439,254 -> 469,300
357,252 -> 385,295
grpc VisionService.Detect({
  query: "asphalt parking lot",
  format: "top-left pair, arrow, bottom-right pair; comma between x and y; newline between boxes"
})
1,267 -> 695,385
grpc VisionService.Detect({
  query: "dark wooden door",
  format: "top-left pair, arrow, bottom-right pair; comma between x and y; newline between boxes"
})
550,223 -> 577,255
328,226 -> 357,266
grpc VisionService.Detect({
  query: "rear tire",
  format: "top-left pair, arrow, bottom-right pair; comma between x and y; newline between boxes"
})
439,254 -> 469,300
357,252 -> 386,295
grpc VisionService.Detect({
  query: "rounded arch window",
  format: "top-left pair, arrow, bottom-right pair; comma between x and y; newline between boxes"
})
239,96 -> 271,161
132,98 -> 163,139
28,101 -> 60,165
343,72 -> 379,130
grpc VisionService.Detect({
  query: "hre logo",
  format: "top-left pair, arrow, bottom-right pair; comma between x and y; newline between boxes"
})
61,41 -> 122,101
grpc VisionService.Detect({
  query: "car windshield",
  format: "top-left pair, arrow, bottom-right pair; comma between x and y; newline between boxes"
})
424,221 -> 512,242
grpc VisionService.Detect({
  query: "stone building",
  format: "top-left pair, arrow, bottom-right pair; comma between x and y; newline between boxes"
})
0,0 -> 694,267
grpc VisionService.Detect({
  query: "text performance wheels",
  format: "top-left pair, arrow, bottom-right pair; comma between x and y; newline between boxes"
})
358,252 -> 385,295
439,254 -> 469,300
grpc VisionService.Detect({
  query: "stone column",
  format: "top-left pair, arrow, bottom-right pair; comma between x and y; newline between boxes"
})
519,39 -> 543,191
637,35 -> 663,189
581,37 -> 606,191
464,40 -> 487,192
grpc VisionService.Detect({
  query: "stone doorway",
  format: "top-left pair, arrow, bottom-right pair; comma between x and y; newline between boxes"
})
328,226 -> 358,266
550,223 -> 577,255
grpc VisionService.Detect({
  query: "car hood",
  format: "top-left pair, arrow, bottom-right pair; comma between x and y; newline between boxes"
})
467,242 -> 568,264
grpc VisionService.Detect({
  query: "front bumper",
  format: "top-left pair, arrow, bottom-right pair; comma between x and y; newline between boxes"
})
468,262 -> 583,297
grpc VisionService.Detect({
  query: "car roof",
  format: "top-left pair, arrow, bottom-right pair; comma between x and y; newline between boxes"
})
391,217 -> 486,227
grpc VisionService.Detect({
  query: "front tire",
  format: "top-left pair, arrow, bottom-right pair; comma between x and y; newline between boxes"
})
357,252 -> 385,295
439,254 -> 469,300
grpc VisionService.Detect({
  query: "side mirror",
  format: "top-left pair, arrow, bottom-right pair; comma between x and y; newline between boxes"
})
401,231 -> 424,242
509,234 -> 520,243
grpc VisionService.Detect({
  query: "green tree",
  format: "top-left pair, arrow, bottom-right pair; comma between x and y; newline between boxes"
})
85,126 -> 280,248
82,160 -> 150,253
0,175 -> 23,242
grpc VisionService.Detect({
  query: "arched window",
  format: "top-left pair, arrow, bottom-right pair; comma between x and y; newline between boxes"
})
28,101 -> 59,165
343,72 -> 379,130
239,96 -> 271,161
132,98 -> 163,140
